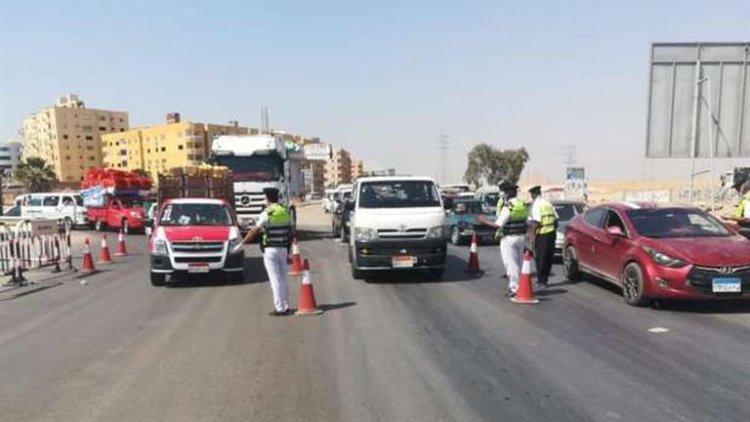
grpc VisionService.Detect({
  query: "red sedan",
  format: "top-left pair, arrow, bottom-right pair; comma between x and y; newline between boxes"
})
563,203 -> 750,306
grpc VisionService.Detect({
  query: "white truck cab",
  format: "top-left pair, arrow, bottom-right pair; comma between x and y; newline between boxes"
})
348,176 -> 446,280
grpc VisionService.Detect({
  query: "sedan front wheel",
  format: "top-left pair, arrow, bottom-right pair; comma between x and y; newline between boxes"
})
622,262 -> 650,307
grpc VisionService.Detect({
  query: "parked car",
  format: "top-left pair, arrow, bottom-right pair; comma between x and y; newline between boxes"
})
553,200 -> 586,254
444,198 -> 497,245
18,192 -> 87,231
563,203 -> 750,306
87,195 -> 146,234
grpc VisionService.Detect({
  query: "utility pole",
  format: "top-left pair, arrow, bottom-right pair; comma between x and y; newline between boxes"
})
562,144 -> 578,169
260,107 -> 270,134
437,134 -> 449,185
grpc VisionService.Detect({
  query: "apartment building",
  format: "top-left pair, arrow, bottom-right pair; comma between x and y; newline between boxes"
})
101,113 -> 250,181
325,148 -> 352,187
351,160 -> 364,180
0,141 -> 22,173
20,94 -> 129,182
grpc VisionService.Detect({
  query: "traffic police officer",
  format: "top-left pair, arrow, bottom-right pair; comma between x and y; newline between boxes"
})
238,188 -> 294,316
478,183 -> 528,297
528,185 -> 558,288
731,177 -> 750,237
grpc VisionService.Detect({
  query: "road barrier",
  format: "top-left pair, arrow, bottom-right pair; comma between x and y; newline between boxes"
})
0,220 -> 73,286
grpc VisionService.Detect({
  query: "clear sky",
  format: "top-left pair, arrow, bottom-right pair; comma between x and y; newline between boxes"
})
1,1 -> 748,183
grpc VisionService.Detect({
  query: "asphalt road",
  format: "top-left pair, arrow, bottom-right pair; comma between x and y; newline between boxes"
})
1,206 -> 749,422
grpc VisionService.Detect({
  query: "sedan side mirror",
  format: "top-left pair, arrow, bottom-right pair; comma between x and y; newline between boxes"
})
606,226 -> 625,237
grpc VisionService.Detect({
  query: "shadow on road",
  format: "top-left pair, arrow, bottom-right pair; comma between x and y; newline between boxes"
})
365,255 -> 481,284
167,257 -> 268,288
535,288 -> 568,297
319,301 -> 356,311
652,300 -> 750,314
296,229 -> 331,242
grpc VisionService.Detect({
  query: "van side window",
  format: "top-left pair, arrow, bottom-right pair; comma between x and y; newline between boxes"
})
43,196 -> 60,207
63,196 -> 75,206
27,196 -> 43,206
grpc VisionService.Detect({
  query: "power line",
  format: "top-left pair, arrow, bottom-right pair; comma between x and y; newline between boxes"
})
562,144 -> 578,168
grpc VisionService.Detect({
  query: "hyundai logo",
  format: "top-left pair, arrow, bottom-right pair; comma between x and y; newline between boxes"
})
719,266 -> 733,274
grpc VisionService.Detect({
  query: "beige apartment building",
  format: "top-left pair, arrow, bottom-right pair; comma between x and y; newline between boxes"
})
20,94 -> 129,182
101,113 -> 250,181
325,148 -> 353,187
351,160 -> 364,180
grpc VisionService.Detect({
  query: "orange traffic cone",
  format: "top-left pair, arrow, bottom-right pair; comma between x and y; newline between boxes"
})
466,234 -> 482,273
98,235 -> 113,264
288,238 -> 303,276
512,250 -> 539,304
81,238 -> 96,272
115,231 -> 128,256
295,259 -> 323,316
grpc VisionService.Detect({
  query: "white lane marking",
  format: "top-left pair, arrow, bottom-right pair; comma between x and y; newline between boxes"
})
648,327 -> 669,334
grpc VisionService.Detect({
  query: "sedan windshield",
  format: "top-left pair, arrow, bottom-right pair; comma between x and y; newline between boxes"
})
555,203 -> 585,222
626,208 -> 731,238
159,203 -> 233,226
359,181 -> 441,209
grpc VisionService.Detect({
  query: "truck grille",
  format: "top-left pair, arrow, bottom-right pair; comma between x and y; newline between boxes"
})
377,228 -> 427,239
235,193 -> 265,214
686,265 -> 750,294
171,241 -> 224,253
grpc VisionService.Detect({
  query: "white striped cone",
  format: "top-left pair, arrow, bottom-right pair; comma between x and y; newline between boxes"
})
521,256 -> 531,275
302,268 -> 312,285
292,241 -> 300,256
470,238 -> 478,253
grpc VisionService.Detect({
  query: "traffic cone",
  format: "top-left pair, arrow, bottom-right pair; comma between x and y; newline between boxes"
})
81,238 -> 96,272
295,259 -> 323,316
288,238 -> 303,276
466,234 -> 482,273
512,250 -> 539,304
98,235 -> 113,264
115,231 -> 128,256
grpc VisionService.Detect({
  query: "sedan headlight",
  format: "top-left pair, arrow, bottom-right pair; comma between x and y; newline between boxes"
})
354,227 -> 377,242
427,226 -> 444,239
153,239 -> 168,256
643,246 -> 687,268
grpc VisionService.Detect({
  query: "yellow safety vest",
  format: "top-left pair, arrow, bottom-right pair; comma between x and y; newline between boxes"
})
535,199 -> 557,235
735,192 -> 750,220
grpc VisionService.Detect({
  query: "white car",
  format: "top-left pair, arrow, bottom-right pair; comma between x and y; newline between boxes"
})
349,176 -> 446,280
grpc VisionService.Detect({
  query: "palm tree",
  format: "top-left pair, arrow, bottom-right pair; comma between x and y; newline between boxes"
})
14,157 -> 58,193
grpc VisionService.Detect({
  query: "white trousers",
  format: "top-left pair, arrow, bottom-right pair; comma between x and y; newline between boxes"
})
500,235 -> 525,293
263,247 -> 289,312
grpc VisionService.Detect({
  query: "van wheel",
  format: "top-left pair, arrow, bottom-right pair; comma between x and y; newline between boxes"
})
450,226 -> 462,245
121,219 -> 130,235
150,272 -> 166,286
95,220 -> 104,232
351,263 -> 364,280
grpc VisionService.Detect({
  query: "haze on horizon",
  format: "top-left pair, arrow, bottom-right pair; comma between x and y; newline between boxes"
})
1,1 -> 748,184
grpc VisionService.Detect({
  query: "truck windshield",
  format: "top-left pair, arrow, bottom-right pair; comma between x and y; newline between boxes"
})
120,197 -> 144,208
213,155 -> 282,182
159,203 -> 233,226
359,181 -> 441,209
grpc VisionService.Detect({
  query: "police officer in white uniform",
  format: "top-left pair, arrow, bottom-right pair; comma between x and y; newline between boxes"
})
528,185 -> 558,288
238,188 -> 294,316
478,183 -> 528,297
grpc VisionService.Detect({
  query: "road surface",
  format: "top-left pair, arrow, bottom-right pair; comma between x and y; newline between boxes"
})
1,205 -> 749,421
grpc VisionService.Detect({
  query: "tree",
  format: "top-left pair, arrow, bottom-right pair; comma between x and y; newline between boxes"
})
14,157 -> 58,192
463,144 -> 529,186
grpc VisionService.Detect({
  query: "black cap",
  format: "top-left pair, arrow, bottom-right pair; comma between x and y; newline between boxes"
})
732,175 -> 747,190
263,187 -> 280,202
500,183 -> 519,192
528,185 -> 542,195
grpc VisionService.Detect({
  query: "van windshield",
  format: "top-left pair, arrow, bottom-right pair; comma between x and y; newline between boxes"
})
159,203 -> 233,226
359,181 -> 441,209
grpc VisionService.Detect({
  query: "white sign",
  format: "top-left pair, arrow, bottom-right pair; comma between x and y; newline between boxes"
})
303,143 -> 332,161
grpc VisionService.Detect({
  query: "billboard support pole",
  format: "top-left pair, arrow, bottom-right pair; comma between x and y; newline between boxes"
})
704,76 -> 716,212
689,60 -> 702,205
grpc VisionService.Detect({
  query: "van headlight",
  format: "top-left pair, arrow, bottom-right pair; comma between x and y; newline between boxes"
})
228,237 -> 242,253
354,227 -> 377,242
427,226 -> 444,239
153,239 -> 168,256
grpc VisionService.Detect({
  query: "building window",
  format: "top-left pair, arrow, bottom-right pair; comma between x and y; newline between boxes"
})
89,156 -> 95,161
161,147 -> 166,152
147,149 -> 150,153
63,134 -> 68,140
85,136 -> 93,141
120,129 -> 125,132
98,127 -> 106,131
99,116 -> 106,121
178,145 -> 183,150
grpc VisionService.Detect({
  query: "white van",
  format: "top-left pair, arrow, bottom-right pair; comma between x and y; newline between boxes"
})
19,192 -> 87,231
348,177 -> 446,280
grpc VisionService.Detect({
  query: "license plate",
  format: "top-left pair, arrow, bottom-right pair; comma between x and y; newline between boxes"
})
188,264 -> 210,274
712,278 -> 741,293
392,256 -> 416,268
